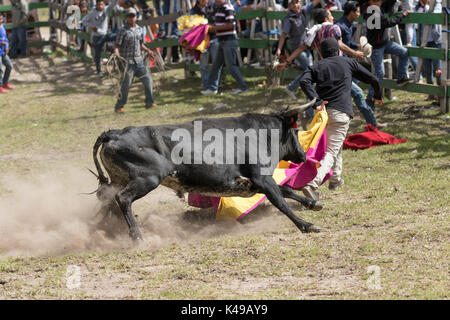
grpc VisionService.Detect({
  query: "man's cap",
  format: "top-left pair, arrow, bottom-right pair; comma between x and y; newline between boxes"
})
320,38 -> 339,58
360,36 -> 372,58
125,7 -> 137,16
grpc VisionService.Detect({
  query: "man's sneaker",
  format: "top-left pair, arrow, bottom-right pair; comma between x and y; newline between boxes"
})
3,83 -> 14,90
201,89 -> 218,95
114,107 -> 124,114
0,87 -> 8,94
145,103 -> 157,109
397,77 -> 413,86
231,88 -> 248,95
284,86 -> 297,100
302,185 -> 319,201
97,71 -> 104,78
375,122 -> 388,129
329,179 -> 344,191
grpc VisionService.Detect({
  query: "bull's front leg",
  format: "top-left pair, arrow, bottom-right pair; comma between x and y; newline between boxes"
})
253,175 -> 321,233
279,185 -> 324,211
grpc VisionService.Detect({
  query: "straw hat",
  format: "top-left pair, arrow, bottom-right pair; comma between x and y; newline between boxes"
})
360,36 -> 373,58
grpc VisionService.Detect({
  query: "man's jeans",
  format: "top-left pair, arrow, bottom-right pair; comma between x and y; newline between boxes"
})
93,33 -> 116,73
287,50 -> 314,118
163,0 -> 178,36
199,38 -> 219,90
0,54 -> 12,86
367,41 -> 409,100
308,108 -> 351,189
287,50 -> 313,92
152,0 -> 164,33
207,38 -> 248,91
423,41 -> 442,85
351,81 -> 377,126
10,26 -> 27,58
115,61 -> 154,109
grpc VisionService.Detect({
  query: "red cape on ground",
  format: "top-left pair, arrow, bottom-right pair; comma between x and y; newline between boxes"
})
344,124 -> 407,150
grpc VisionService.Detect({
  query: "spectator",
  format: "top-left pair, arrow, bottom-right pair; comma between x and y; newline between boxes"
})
416,0 -> 442,97
164,0 -> 179,39
201,0 -> 248,95
276,0 -> 320,101
191,0 -> 220,90
298,38 -> 382,199
363,0 -> 412,108
10,0 -> 29,59
336,1 -> 387,128
114,8 -> 156,113
82,0 -> 119,77
0,14 -> 13,93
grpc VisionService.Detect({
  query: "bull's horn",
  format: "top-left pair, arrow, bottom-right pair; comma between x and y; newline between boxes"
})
284,98 -> 317,117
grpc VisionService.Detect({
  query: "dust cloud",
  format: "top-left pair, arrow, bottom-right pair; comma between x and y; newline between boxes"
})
0,168 -> 281,257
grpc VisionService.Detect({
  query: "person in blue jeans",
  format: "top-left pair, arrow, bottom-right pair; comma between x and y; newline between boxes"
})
190,0 -> 220,90
276,0 -> 319,104
416,0 -> 442,90
114,8 -> 155,113
82,0 -> 118,76
201,0 -> 248,95
163,0 -> 178,38
10,0 -> 28,58
337,1 -> 386,128
0,14 -> 14,93
364,0 -> 412,106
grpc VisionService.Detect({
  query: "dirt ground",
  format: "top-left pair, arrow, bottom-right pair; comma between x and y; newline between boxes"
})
0,54 -> 448,299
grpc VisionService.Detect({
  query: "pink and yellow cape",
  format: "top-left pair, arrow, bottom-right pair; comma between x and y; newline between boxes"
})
188,110 -> 329,220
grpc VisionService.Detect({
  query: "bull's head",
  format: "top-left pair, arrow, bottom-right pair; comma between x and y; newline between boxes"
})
279,98 -> 317,164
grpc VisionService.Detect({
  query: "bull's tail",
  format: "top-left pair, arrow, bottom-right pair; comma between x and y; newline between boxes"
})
93,131 -> 117,185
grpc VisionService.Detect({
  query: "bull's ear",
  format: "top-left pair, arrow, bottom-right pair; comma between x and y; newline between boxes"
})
283,98 -> 317,117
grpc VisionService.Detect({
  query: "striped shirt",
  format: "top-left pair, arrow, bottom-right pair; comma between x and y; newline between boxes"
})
213,3 -> 237,40
312,23 -> 342,57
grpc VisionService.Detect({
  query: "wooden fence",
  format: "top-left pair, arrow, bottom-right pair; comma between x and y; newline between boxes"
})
0,0 -> 448,113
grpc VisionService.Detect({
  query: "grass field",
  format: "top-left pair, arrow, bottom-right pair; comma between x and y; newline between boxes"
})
0,54 -> 449,299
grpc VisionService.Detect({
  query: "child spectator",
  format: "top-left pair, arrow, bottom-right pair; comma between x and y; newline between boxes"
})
10,0 -> 29,59
0,14 -> 13,93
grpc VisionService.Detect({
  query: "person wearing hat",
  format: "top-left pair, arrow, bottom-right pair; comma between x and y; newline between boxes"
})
275,0 -> 320,101
298,38 -> 382,198
114,7 -> 156,113
82,0 -> 119,77
336,1 -> 387,129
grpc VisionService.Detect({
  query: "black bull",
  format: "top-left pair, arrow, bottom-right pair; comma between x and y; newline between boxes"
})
92,99 -> 323,240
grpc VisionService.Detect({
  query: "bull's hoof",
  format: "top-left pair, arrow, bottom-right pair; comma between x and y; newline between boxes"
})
311,200 -> 324,211
305,224 -> 321,233
129,229 -> 144,241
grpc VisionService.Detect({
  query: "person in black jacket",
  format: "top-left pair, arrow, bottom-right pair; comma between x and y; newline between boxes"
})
364,0 -> 412,107
298,38 -> 382,199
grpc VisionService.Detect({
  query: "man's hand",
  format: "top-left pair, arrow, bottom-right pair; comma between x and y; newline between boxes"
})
1,42 -> 6,46
114,47 -> 120,57
5,48 -> 9,54
275,48 -> 281,57
354,50 -> 364,59
316,100 -> 328,111
208,25 -> 216,32
403,11 -> 410,17
276,62 -> 287,72
90,26 -> 97,32
372,98 -> 383,106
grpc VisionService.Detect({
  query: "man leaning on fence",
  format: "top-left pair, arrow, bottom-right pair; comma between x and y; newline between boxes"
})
114,7 -> 156,114
10,0 -> 28,59
82,0 -> 119,77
